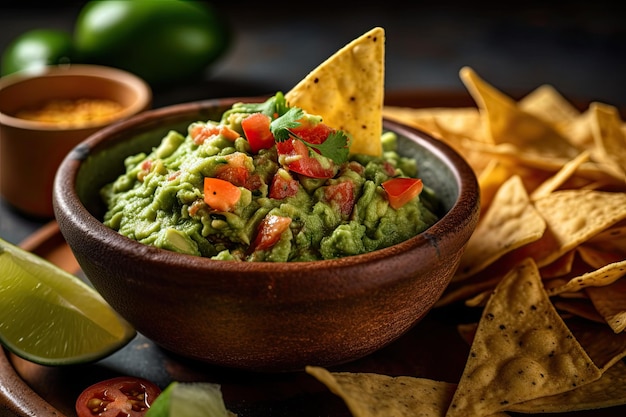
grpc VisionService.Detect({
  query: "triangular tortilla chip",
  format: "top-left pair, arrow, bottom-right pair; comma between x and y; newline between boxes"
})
529,150 -> 590,200
306,366 -> 463,417
520,189 -> 626,267
508,360 -> 626,413
459,66 -> 580,165
589,102 -> 626,182
454,175 -> 546,281
587,278 -> 626,333
546,260 -> 626,297
445,257 -> 602,417
286,27 -> 385,156
518,84 -> 581,129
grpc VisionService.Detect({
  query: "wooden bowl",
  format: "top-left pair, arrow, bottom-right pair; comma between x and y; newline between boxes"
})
0,64 -> 151,218
52,97 -> 480,372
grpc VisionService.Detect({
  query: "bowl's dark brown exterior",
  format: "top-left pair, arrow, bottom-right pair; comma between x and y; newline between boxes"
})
53,97 -> 480,372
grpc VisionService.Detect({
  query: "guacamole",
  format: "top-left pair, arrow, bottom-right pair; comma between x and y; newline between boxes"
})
101,93 -> 440,261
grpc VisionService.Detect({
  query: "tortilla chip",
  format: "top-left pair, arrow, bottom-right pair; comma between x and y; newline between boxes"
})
590,102 -> 626,181
546,259 -> 626,296
577,244 -> 624,269
446,257 -> 602,417
507,360 -> 626,413
382,106 -> 483,141
454,175 -> 546,281
521,190 -> 626,267
567,317 -> 626,369
286,27 -> 385,156
529,150 -> 590,200
539,249 -> 576,278
459,66 -> 580,165
518,84 -> 581,130
588,222 -> 626,252
305,366 -> 459,417
554,298 -> 605,324
476,159 -> 512,213
587,278 -> 626,333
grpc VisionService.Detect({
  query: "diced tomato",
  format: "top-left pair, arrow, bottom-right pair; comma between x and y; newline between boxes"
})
290,120 -> 333,144
269,169 -> 299,199
214,153 -> 251,187
191,124 -> 239,144
381,177 -> 424,209
191,124 -> 219,144
75,376 -> 161,417
276,138 -> 336,179
242,112 -> 275,153
215,166 -> 249,187
219,125 -> 240,141
203,177 -> 241,212
244,173 -> 263,191
250,215 -> 292,252
137,159 -> 153,181
140,159 -> 152,171
324,181 -> 355,217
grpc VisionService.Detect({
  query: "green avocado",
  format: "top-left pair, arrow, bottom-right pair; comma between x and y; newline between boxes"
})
73,0 -> 231,85
1,28 -> 75,76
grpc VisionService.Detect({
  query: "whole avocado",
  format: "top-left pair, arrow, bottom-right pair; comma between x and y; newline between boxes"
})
73,0 -> 231,86
1,29 -> 75,76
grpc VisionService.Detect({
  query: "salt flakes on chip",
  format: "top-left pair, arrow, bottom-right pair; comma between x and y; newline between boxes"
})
446,257 -> 602,417
286,27 -> 385,157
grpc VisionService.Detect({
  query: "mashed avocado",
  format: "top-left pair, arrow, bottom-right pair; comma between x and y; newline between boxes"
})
101,93 -> 440,261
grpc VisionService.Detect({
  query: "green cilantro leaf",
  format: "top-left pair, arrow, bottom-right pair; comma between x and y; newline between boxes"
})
221,92 -> 289,121
305,131 -> 350,164
270,107 -> 304,141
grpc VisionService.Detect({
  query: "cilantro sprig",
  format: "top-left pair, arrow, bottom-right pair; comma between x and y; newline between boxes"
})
270,107 -> 304,141
223,92 -> 350,164
269,100 -> 349,165
302,131 -> 350,164
222,92 -> 290,120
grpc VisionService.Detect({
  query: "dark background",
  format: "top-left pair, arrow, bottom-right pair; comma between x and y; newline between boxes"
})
1,0 -> 625,244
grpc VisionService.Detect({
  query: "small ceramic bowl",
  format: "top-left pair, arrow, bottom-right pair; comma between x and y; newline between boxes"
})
53,97 -> 480,372
0,64 -> 151,218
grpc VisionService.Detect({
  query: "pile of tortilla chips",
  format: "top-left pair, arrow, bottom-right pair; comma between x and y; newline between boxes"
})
298,28 -> 626,415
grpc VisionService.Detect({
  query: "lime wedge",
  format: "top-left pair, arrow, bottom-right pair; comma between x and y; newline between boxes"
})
0,237 -> 135,365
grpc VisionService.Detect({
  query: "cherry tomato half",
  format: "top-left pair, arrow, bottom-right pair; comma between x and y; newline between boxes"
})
75,376 -> 162,417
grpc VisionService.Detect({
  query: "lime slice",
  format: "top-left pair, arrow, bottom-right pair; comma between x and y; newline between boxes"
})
0,237 -> 135,365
